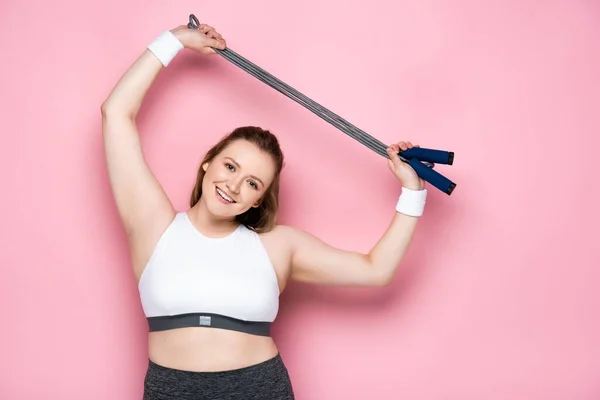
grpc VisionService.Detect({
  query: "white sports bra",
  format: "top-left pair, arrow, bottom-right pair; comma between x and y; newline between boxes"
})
138,212 -> 280,336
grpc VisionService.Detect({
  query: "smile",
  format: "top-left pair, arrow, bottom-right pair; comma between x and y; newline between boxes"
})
216,187 -> 236,203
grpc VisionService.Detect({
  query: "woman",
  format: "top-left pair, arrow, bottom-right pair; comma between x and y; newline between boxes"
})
101,21 -> 428,400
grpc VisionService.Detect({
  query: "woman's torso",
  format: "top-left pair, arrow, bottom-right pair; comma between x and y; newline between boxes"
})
131,211 -> 292,372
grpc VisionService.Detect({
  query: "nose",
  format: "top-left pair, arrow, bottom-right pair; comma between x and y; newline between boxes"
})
226,177 -> 241,194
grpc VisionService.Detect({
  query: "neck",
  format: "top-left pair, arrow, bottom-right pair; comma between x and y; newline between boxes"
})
187,197 -> 239,238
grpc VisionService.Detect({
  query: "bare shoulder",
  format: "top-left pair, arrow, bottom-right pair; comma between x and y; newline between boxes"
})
259,224 -> 326,252
259,224 -> 295,239
256,224 -> 295,256
262,224 -> 322,245
257,224 -> 312,251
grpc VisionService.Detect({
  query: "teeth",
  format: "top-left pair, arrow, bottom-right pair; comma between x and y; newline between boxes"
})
216,187 -> 234,203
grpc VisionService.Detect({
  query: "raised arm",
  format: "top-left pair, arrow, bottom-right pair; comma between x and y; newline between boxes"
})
288,142 -> 428,287
100,23 -> 226,277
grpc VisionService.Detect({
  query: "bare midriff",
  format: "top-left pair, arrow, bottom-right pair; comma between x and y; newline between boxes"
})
147,327 -> 279,372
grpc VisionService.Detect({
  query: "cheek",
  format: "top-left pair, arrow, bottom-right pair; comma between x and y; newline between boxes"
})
203,167 -> 225,183
241,185 -> 263,203
201,170 -> 218,193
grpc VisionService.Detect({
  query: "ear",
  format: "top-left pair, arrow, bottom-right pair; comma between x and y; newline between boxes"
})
202,162 -> 209,172
252,197 -> 264,208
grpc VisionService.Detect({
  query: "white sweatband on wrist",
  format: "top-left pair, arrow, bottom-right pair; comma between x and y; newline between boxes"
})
395,187 -> 427,217
147,31 -> 184,67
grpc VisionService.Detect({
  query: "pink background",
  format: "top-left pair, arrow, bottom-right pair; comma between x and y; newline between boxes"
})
2,0 -> 599,398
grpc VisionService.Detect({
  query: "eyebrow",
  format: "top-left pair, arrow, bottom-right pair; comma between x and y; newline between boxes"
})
225,157 -> 265,187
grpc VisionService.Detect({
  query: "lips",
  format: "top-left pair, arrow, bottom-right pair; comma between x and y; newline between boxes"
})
216,186 -> 236,204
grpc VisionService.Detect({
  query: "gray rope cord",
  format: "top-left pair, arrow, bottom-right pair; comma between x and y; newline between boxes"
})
222,47 -> 388,156
187,14 -> 432,166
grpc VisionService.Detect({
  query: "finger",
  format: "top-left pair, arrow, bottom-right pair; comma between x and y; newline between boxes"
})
209,32 -> 225,44
387,159 -> 394,170
200,24 -> 214,33
208,37 -> 226,50
398,141 -> 408,151
386,147 -> 403,167
406,141 -> 413,148
208,30 -> 223,40
204,28 -> 225,48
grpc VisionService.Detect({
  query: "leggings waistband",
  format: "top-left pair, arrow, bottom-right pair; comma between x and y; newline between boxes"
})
143,353 -> 295,400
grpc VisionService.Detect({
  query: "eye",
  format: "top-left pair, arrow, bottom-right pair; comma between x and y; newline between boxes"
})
225,163 -> 235,171
248,181 -> 258,190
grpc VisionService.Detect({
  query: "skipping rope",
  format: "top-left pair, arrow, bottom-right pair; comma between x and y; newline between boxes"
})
186,14 -> 457,195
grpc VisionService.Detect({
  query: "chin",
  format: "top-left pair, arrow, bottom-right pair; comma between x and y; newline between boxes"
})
205,199 -> 236,218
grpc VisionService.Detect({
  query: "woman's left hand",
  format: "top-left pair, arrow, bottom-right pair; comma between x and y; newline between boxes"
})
386,141 -> 425,191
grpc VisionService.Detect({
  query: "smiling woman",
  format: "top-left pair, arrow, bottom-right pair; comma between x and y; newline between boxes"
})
100,20 -> 427,400
189,126 -> 284,234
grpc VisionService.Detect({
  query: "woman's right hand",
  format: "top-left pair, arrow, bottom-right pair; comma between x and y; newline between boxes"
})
171,23 -> 227,55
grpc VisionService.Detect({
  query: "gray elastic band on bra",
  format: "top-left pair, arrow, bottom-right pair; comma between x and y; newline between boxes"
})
147,313 -> 272,337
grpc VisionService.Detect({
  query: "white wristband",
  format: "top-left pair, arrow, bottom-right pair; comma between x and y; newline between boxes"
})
396,187 -> 427,217
147,31 -> 184,67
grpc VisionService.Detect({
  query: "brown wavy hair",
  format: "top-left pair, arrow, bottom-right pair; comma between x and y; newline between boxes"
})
189,126 -> 285,233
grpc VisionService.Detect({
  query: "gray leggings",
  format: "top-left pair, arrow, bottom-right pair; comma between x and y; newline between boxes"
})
142,353 -> 295,400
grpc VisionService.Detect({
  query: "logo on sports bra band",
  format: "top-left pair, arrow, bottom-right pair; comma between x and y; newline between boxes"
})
199,316 -> 212,326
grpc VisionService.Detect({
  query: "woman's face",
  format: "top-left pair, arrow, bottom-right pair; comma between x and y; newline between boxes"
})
201,139 -> 276,219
